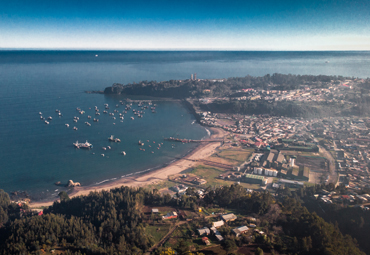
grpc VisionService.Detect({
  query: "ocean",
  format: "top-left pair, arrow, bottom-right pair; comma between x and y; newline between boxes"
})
0,50 -> 369,200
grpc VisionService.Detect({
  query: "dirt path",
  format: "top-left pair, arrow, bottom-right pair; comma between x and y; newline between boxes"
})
318,145 -> 338,185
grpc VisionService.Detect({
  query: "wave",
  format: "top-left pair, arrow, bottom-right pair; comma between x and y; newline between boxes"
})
95,177 -> 117,185
205,128 -> 211,136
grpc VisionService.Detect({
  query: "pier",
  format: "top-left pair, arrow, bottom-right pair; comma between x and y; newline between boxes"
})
164,137 -> 223,143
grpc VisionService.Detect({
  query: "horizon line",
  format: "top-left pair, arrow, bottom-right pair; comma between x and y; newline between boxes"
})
1,48 -> 370,52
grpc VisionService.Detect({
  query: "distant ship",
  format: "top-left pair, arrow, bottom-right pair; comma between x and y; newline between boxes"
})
73,140 -> 93,149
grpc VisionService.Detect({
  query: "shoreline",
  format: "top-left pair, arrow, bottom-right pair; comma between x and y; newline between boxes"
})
29,127 -> 226,208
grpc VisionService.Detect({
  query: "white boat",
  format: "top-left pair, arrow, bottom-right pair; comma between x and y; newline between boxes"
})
47,116 -> 52,120
107,146 -> 111,149
45,121 -> 49,124
121,151 -> 126,156
65,124 -> 69,127
73,126 -> 78,131
40,116 -> 43,119
131,117 -> 134,120
102,147 -> 107,150
108,135 -> 121,142
39,112 -> 42,115
101,154 -> 105,157
73,140 -> 93,149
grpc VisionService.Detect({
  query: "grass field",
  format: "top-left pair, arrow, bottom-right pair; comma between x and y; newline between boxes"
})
216,148 -> 254,163
145,224 -> 171,243
190,164 -> 260,189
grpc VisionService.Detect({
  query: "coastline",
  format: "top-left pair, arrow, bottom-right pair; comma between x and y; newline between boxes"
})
29,127 -> 226,208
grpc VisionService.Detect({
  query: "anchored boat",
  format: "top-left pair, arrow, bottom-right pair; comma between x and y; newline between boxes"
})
108,135 -> 121,142
73,140 -> 93,149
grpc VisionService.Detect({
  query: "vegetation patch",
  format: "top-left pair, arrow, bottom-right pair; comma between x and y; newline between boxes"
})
216,149 -> 253,163
145,224 -> 171,243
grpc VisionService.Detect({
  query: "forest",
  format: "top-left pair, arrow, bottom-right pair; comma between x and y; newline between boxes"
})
0,185 -> 367,255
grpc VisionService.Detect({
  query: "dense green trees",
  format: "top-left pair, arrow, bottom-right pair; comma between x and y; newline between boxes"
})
0,185 -> 366,254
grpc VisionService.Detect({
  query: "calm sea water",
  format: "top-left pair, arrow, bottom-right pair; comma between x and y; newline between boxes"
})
0,51 -> 369,200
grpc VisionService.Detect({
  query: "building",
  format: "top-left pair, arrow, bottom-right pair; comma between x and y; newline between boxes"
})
242,174 -> 265,185
212,220 -> 224,228
162,212 -> 177,220
210,227 -> 224,241
198,227 -> 211,236
202,236 -> 210,245
171,184 -> 188,193
232,226 -> 249,237
194,178 -> 207,185
221,213 -> 237,222
151,208 -> 159,214
279,179 -> 304,188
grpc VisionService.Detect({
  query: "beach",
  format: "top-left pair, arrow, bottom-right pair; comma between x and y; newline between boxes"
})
29,127 -> 226,208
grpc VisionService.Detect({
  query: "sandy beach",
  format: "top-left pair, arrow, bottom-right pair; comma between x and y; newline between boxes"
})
29,127 -> 227,208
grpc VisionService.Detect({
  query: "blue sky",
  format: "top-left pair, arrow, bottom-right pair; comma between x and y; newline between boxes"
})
1,0 -> 370,50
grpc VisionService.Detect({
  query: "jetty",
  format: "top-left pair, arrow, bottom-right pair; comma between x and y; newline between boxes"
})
164,137 -> 223,143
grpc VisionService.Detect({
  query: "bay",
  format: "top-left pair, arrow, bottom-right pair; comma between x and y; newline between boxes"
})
0,50 -> 369,200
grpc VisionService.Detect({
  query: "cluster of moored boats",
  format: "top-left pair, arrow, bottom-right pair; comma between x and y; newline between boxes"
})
40,100 -> 159,157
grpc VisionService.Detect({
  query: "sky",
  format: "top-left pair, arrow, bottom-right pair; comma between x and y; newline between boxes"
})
1,0 -> 370,50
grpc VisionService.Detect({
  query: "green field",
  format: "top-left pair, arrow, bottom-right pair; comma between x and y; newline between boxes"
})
190,164 -> 260,189
216,148 -> 254,163
145,224 -> 171,243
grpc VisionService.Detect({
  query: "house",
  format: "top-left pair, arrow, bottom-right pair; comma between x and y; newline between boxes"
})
232,226 -> 249,237
212,220 -> 224,228
198,227 -> 211,236
162,212 -> 177,220
202,237 -> 211,245
171,184 -> 188,193
221,213 -> 237,222
151,208 -> 159,214
194,178 -> 207,185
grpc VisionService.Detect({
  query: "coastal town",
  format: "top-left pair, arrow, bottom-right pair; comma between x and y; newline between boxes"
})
3,74 -> 370,255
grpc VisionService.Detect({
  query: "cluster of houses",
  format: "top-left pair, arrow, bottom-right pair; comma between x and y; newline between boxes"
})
197,213 -> 256,245
309,117 -> 370,193
315,189 -> 370,209
227,78 -> 359,103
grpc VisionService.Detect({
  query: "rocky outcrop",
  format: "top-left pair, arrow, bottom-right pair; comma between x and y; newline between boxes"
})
67,180 -> 81,187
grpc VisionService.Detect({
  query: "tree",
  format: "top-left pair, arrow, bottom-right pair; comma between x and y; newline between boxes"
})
255,247 -> 264,255
224,239 -> 237,253
58,191 -> 70,202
